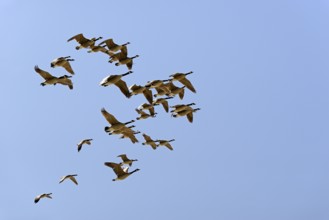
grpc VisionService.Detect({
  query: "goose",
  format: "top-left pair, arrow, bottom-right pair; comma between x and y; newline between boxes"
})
145,79 -> 170,89
152,97 -> 173,112
169,71 -> 196,93
98,38 -> 130,52
129,84 -> 153,104
153,82 -> 172,97
67,33 -> 102,50
172,108 -> 201,123
155,139 -> 175,151
115,55 -> 139,70
34,66 -> 73,89
104,162 -> 140,181
101,108 -> 135,133
108,125 -> 136,135
141,133 -> 158,150
59,174 -> 78,185
56,75 -> 73,90
138,102 -> 159,111
34,193 -> 52,204
170,103 -> 196,113
100,71 -> 133,98
87,44 -> 113,55
108,45 -> 128,63
117,154 -> 138,166
77,138 -> 93,152
166,82 -> 185,99
50,56 -> 75,75
119,130 -> 140,144
135,108 -> 157,120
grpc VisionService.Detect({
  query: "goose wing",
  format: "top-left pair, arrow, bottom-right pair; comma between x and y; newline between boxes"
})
164,142 -> 174,151
57,76 -> 73,90
101,108 -> 120,125
142,133 -> 153,142
67,33 -> 88,43
122,132 -> 139,143
142,88 -> 153,104
126,59 -> 133,70
161,100 -> 169,112
34,65 -> 54,80
118,154 -> 129,162
179,78 -> 196,93
186,112 -> 193,123
115,79 -> 131,98
59,175 -> 69,184
69,175 -> 78,185
62,61 -> 74,75
104,162 -> 126,176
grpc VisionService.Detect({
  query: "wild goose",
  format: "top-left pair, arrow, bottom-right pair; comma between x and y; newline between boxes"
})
170,103 -> 196,113
59,174 -> 78,185
119,130 -> 140,144
50,56 -> 75,75
100,71 -> 133,98
108,45 -> 128,63
169,71 -> 196,93
115,55 -> 139,70
155,139 -> 175,151
135,108 -> 157,120
145,79 -> 170,89
141,133 -> 158,150
152,97 -> 173,112
117,154 -> 138,167
153,82 -> 172,97
129,84 -> 153,104
34,65 -> 73,89
108,125 -> 136,135
104,162 -> 140,181
77,138 -> 93,152
101,108 -> 135,133
172,108 -> 201,123
166,82 -> 185,99
98,38 -> 130,52
67,33 -> 102,50
34,193 -> 52,204
87,44 -> 113,55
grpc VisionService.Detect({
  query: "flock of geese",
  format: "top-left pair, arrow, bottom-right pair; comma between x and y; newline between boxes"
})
33,33 -> 200,204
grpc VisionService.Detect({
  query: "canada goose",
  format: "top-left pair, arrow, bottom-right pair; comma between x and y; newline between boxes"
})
59,174 -> 78,185
108,45 -> 128,63
117,154 -> 138,166
152,97 -> 173,112
108,125 -> 136,135
77,138 -> 93,152
170,103 -> 196,113
155,139 -> 175,151
99,38 -> 130,52
104,162 -> 140,181
129,84 -> 153,104
141,133 -> 158,150
100,71 -> 133,98
101,108 -> 135,133
115,55 -> 139,70
172,108 -> 201,123
153,82 -> 172,97
145,79 -> 170,89
34,193 -> 52,204
34,65 -> 73,89
67,33 -> 102,50
50,56 -> 75,75
56,75 -> 74,90
169,71 -> 196,93
135,108 -> 157,120
119,130 -> 140,144
87,44 -> 113,55
166,82 -> 185,99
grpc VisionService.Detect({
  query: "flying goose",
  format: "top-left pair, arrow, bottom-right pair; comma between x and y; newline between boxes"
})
34,65 -> 73,89
67,33 -> 102,50
117,154 -> 138,166
34,193 -> 52,204
108,45 -> 128,63
135,108 -> 157,120
50,56 -> 75,75
100,71 -> 133,98
169,71 -> 196,93
141,133 -> 158,150
119,130 -> 140,143
115,55 -> 139,70
59,174 -> 78,185
108,125 -> 136,135
155,139 -> 175,151
98,38 -> 130,52
153,82 -> 172,97
129,84 -> 153,104
104,162 -> 140,181
101,108 -> 135,133
170,103 -> 196,113
152,97 -> 173,112
77,138 -> 93,152
166,82 -> 185,99
87,44 -> 113,55
172,108 -> 201,123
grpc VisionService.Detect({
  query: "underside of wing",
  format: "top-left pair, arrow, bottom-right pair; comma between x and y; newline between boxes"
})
101,108 -> 120,125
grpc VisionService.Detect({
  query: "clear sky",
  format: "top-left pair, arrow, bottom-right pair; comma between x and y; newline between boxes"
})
1,0 -> 329,219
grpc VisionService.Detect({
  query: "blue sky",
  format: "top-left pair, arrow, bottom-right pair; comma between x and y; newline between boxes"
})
1,0 -> 329,219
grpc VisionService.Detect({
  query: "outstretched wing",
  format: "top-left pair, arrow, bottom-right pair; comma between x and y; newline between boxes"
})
115,80 -> 131,98
101,108 -> 120,125
67,33 -> 88,43
179,78 -> 196,93
34,65 -> 54,80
